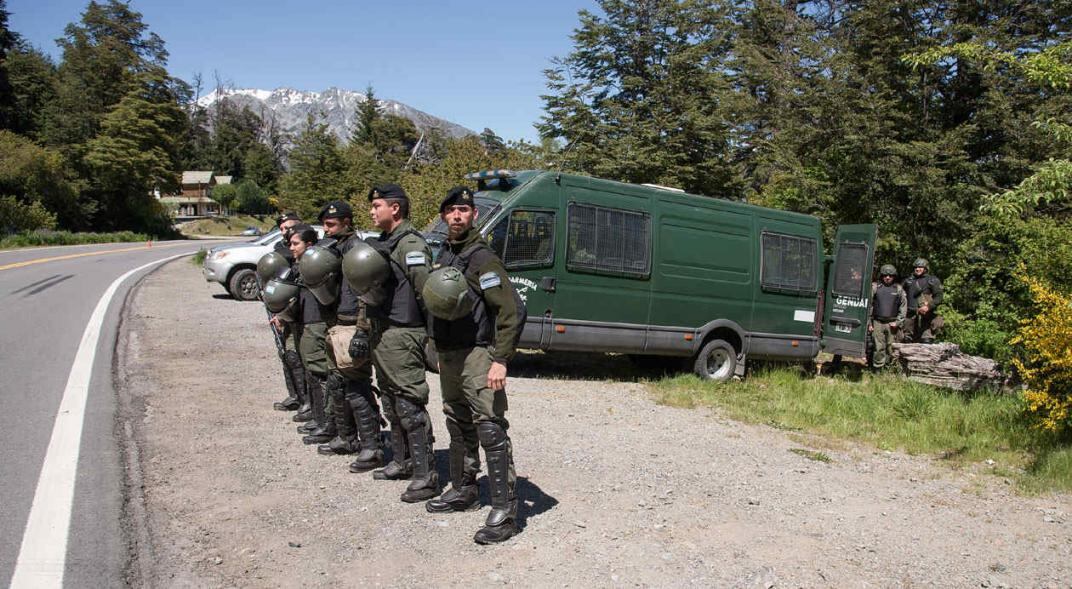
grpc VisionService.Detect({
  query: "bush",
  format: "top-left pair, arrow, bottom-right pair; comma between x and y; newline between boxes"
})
1015,273 -> 1072,433
0,229 -> 151,248
943,312 -> 1015,366
0,194 -> 57,232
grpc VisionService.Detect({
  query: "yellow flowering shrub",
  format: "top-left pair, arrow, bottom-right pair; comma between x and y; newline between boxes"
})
1014,272 -> 1072,432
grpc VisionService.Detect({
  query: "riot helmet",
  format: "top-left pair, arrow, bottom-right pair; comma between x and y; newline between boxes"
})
262,277 -> 300,322
298,245 -> 342,306
257,251 -> 291,284
422,266 -> 473,320
879,264 -> 897,277
342,240 -> 390,295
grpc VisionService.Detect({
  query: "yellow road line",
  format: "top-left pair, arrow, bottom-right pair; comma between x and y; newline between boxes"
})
0,242 -> 192,272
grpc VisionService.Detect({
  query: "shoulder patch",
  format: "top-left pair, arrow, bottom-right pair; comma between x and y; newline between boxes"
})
405,251 -> 426,267
479,271 -> 502,290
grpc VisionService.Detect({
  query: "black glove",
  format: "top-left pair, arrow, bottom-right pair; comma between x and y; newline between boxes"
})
348,330 -> 371,360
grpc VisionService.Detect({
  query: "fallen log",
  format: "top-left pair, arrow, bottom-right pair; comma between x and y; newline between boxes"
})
891,342 -> 1006,392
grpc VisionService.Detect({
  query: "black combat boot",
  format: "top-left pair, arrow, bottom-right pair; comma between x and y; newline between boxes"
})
348,380 -> 385,472
318,375 -> 360,455
472,422 -> 518,544
297,373 -> 324,434
397,398 -> 438,502
372,398 -> 412,479
424,422 -> 480,514
273,350 -> 304,410
292,367 -> 313,422
302,373 -> 337,445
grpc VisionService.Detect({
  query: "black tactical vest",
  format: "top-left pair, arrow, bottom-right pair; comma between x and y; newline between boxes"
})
325,231 -> 359,320
373,228 -> 426,327
273,239 -> 295,264
872,283 -> 903,322
431,242 -> 497,350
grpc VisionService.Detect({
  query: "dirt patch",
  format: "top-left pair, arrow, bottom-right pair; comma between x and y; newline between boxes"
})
119,260 -> 1072,587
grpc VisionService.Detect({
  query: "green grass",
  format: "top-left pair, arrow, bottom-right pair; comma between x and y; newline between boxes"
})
0,229 -> 154,249
652,368 -> 1072,493
190,248 -> 208,266
180,215 -> 273,236
789,448 -> 832,463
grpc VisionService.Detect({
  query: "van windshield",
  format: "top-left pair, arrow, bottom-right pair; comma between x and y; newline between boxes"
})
423,196 -> 501,248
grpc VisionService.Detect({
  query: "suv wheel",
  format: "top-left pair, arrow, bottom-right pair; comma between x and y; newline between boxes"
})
229,268 -> 260,301
693,339 -> 737,382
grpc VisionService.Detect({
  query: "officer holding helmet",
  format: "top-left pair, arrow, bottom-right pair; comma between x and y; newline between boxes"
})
869,264 -> 906,370
359,184 -> 439,502
263,212 -> 305,413
308,201 -> 385,470
422,186 -> 524,544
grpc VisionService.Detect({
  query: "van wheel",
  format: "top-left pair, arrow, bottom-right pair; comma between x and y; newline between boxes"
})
694,339 -> 737,382
424,341 -> 440,374
229,268 -> 260,301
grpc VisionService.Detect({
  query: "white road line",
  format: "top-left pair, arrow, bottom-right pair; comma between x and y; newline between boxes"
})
9,252 -> 191,589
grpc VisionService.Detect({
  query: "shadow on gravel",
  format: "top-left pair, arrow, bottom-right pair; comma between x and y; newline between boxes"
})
430,452 -> 558,529
509,350 -> 684,383
211,293 -> 235,300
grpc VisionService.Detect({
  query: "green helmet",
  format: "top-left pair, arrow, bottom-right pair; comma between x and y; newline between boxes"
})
262,278 -> 300,322
422,266 -> 473,320
342,240 -> 390,295
880,264 -> 897,277
298,245 -> 341,306
256,251 -> 291,284
913,258 -> 929,269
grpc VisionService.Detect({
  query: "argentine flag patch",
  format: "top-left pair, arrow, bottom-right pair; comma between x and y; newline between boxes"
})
405,251 -> 426,266
479,271 -> 501,290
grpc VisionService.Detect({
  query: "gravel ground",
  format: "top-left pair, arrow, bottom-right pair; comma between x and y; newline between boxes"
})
118,259 -> 1072,588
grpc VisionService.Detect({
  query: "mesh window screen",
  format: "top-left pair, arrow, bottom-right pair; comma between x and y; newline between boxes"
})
567,203 -> 651,277
760,232 -> 818,292
832,242 -> 868,297
502,210 -> 555,267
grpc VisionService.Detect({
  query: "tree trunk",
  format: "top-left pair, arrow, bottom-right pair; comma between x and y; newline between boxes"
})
891,343 -> 1006,392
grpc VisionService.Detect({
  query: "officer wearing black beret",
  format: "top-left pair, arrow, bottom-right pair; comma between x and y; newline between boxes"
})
318,200 -> 354,222
439,185 -> 475,213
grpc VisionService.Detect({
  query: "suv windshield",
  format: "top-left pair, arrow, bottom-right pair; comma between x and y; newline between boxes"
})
253,228 -> 280,245
424,196 -> 502,249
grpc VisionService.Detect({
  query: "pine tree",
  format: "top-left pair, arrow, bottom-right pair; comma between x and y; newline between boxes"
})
278,113 -> 348,219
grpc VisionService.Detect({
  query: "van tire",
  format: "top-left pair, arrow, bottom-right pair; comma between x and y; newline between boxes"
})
694,339 -> 737,382
229,268 -> 260,301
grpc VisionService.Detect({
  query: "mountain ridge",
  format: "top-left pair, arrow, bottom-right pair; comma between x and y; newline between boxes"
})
197,87 -> 475,143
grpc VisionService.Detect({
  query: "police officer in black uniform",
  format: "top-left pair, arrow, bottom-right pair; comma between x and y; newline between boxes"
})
903,258 -> 944,343
268,212 -> 307,414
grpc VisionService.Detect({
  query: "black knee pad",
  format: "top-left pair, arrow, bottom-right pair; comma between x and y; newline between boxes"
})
283,350 -> 303,370
326,372 -> 348,399
477,421 -> 508,450
396,397 -> 427,431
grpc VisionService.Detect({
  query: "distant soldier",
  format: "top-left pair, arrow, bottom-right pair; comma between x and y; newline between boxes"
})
903,258 -> 943,343
362,184 -> 439,502
423,186 -> 524,544
869,264 -> 906,370
266,212 -> 306,414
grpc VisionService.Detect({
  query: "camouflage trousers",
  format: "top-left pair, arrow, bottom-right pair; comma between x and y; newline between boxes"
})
870,320 -> 898,369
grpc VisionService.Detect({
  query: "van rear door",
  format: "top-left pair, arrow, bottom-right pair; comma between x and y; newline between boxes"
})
822,224 -> 877,357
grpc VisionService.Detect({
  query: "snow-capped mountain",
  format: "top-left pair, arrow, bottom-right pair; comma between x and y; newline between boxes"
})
197,87 -> 474,143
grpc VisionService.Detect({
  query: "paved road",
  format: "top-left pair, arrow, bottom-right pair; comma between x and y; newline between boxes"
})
0,239 -> 236,587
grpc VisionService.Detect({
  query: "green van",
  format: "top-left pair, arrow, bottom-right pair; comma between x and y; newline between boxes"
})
427,170 -> 876,381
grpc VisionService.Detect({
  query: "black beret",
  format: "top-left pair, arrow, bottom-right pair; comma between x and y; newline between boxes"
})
317,200 -> 353,221
367,183 -> 408,202
276,211 -> 301,226
439,185 -> 475,213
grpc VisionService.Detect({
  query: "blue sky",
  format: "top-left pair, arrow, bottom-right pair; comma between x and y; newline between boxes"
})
6,0 -> 600,142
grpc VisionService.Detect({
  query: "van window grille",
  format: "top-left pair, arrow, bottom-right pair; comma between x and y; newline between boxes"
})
567,203 -> 651,278
500,210 -> 555,268
760,232 -> 817,294
832,242 -> 868,298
